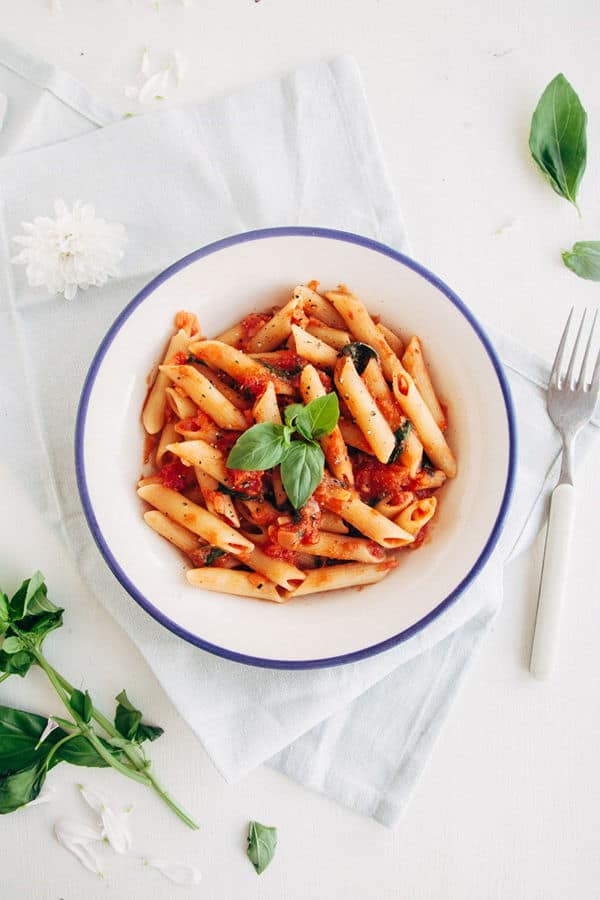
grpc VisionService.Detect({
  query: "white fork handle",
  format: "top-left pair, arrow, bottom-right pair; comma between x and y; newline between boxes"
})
529,483 -> 576,679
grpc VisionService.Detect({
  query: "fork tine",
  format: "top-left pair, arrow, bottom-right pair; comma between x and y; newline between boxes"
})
591,347 -> 600,395
580,309 -> 598,389
550,307 -> 574,387
565,308 -> 587,388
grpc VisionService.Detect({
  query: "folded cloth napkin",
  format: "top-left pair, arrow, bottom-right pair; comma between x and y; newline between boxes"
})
0,39 -> 598,827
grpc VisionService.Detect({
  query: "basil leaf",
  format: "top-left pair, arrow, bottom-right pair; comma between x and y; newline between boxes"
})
114,690 -> 164,744
339,341 -> 378,374
387,421 -> 412,464
15,609 -> 63,647
280,441 -> 324,510
9,571 -> 55,620
0,649 -> 34,677
57,735 -> 125,769
205,547 -> 226,566
227,423 -> 288,471
247,820 -> 278,875
219,485 -> 256,501
295,393 -> 340,440
0,706 -> 64,772
562,241 -> 600,281
69,689 -> 92,724
1,637 -> 22,655
283,403 -> 305,428
0,760 -> 48,814
0,593 -> 9,635
529,73 -> 587,210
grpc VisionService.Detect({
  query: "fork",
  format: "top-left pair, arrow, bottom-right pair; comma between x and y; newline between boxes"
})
529,308 -> 600,678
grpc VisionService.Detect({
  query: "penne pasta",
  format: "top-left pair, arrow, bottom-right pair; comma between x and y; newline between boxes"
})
165,386 -> 197,420
294,284 -> 347,328
361,358 -> 423,475
402,336 -> 446,430
190,365 -> 251,410
319,510 -> 350,534
167,440 -> 228,484
156,421 -> 179,467
286,561 -> 397,597
319,486 -> 414,548
395,497 -> 437,537
144,510 -> 206,558
392,367 -> 456,477
214,322 -> 244,346
187,340 -> 294,396
252,380 -> 282,425
142,329 -> 191,434
195,467 -> 240,528
277,529 -> 386,563
377,323 -> 404,357
290,324 -> 338,368
137,484 -> 254,555
306,321 -> 352,351
186,567 -> 288,602
374,492 -> 414,519
300,365 -> 354,485
334,356 -> 396,464
245,294 -> 301,352
325,288 -> 400,381
338,419 -> 375,454
241,544 -> 306,590
160,364 -> 248,431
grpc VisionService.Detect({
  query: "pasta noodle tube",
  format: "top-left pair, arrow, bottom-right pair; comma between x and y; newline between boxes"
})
294,284 -> 346,328
334,356 -> 396,464
361,358 -> 403,430
392,367 -> 456,478
320,489 -> 414,548
142,329 -> 191,434
160,365 -> 248,430
286,560 -> 397,598
395,497 -> 437,536
402,336 -> 446,430
319,511 -> 349,534
193,366 -> 251,410
306,321 -> 352,351
338,419 -> 374,454
195,467 -> 240,528
186,568 -> 287,603
187,340 -> 294,396
246,294 -> 302,352
144,510 -> 206,557
300,365 -> 354,485
375,492 -> 414,519
137,484 -> 254,555
325,288 -> 400,381
277,530 -> 386,564
377,323 -> 404,357
214,322 -> 244,347
156,421 -> 179,467
240,545 -> 306,591
290,325 -> 338,368
166,440 -> 229,485
165,386 -> 197,420
252,380 -> 282,425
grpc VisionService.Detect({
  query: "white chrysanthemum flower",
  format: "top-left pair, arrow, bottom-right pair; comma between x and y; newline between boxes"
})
78,784 -> 133,854
11,199 -> 126,300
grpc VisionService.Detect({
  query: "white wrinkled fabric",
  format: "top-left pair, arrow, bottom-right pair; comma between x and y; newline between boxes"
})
0,38 -> 598,828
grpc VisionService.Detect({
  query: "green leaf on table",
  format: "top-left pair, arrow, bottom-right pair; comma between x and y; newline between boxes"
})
1,637 -> 23,655
0,706 -> 63,772
294,393 -> 339,441
246,820 -> 278,875
561,241 -> 600,281
114,690 -> 164,744
226,423 -> 288,471
0,593 -> 9,635
280,440 -> 324,510
69,689 -> 93,724
339,341 -> 378,375
9,571 -> 56,620
56,735 -> 124,768
0,649 -> 35,678
529,73 -> 587,210
387,420 -> 412,464
0,760 -> 48,814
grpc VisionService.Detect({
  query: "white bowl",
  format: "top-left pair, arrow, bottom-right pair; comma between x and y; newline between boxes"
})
76,228 -> 516,669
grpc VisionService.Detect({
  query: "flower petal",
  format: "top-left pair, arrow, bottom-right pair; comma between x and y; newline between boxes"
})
78,785 -> 133,854
35,718 -> 59,749
144,858 -> 202,885
54,818 -> 104,876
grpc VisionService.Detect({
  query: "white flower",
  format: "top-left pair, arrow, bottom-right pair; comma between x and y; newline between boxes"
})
11,199 -> 126,300
143,857 -> 202,885
78,785 -> 133,854
0,93 -> 7,131
54,818 -> 104,875
35,718 -> 59,749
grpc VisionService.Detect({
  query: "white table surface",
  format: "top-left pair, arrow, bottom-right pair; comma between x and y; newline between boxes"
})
1,1 -> 600,898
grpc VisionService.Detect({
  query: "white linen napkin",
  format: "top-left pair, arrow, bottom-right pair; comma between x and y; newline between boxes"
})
0,39 -> 598,827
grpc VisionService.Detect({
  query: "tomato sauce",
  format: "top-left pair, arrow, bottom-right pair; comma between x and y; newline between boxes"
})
240,312 -> 271,347
158,459 -> 196,492
353,453 -> 411,503
227,469 -> 264,497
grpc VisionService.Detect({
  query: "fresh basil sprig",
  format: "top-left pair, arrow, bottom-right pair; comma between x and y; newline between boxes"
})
0,573 -> 197,827
247,820 -> 278,874
529,73 -> 587,212
227,393 -> 339,509
562,241 -> 600,281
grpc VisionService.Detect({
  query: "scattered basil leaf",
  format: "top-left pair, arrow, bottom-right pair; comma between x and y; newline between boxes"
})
9,571 -> 57,620
0,760 -> 48,814
280,441 -> 324,509
1,637 -> 22,655
283,403 -> 305,428
561,241 -> 600,281
295,393 -> 340,440
205,547 -> 226,566
529,73 -> 587,211
227,423 -> 288,471
69,689 -> 93,725
339,341 -> 378,374
16,609 -> 63,645
387,421 -> 412,464
0,649 -> 34,678
114,690 -> 164,744
247,820 -> 278,875
0,706 -> 63,772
